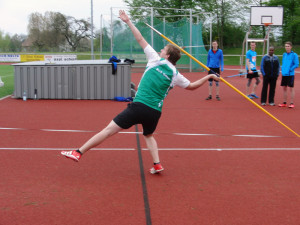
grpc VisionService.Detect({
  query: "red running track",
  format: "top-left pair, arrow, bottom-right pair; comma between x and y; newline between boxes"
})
1,68 -> 300,224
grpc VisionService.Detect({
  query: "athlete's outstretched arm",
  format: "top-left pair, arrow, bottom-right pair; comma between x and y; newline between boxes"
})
119,10 -> 148,50
185,74 -> 219,90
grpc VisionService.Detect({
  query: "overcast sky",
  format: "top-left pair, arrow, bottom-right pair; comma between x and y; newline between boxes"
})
0,0 -> 127,35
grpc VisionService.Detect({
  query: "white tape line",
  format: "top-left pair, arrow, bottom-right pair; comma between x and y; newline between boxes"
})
0,95 -> 11,101
41,129 -> 94,133
174,133 -> 216,136
1,147 -> 299,151
120,131 -> 143,134
233,135 -> 281,138
0,147 -> 135,151
142,148 -> 300,151
0,127 -> 283,138
0,127 -> 25,130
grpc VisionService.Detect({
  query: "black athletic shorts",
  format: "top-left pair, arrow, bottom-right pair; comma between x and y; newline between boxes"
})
208,68 -> 220,82
113,102 -> 161,136
246,70 -> 259,79
281,76 -> 294,87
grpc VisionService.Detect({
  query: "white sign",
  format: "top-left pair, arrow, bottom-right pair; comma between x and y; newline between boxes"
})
0,54 -> 20,62
44,55 -> 77,63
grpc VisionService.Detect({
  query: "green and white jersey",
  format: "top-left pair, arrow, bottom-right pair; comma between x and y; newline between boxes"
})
133,45 -> 190,112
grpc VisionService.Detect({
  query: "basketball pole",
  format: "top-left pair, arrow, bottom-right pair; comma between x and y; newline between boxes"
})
144,23 -> 300,138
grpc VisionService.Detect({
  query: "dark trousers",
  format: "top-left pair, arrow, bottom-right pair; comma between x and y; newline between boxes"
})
261,75 -> 278,103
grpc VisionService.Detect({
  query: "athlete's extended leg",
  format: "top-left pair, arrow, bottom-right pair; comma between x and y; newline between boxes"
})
61,120 -> 123,162
79,120 -> 123,154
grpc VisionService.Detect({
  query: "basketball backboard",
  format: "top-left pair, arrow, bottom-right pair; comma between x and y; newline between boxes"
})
250,6 -> 283,26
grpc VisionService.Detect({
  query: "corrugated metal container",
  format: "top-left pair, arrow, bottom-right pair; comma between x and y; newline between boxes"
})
13,60 -> 132,99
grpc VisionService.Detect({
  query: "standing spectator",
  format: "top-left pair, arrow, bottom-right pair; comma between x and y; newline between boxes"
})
260,46 -> 280,106
278,42 -> 299,108
246,42 -> 260,99
205,40 -> 224,101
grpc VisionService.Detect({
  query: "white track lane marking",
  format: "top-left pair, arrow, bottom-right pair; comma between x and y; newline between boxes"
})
0,127 -> 283,138
174,133 -> 216,136
120,131 -> 143,134
0,127 -> 290,138
142,148 -> 300,151
0,127 -> 25,130
233,135 -> 281,138
0,127 -> 143,134
0,95 -> 11,101
0,148 -> 135,151
0,147 -> 300,151
41,129 -> 95,133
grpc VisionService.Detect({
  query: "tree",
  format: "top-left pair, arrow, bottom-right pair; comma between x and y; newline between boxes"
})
0,31 -> 11,52
0,31 -> 27,52
94,27 -> 111,52
194,0 -> 258,48
44,12 -> 66,51
27,12 -> 92,52
28,12 -> 66,51
28,12 -> 47,51
266,0 -> 300,44
124,0 -> 197,22
124,0 -> 259,48
9,34 -> 26,52
56,15 -> 92,51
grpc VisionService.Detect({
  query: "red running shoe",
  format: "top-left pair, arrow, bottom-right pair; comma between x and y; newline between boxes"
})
149,163 -> 164,174
61,150 -> 81,162
278,103 -> 287,107
289,103 -> 295,108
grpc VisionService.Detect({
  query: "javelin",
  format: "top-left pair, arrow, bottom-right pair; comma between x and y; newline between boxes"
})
145,23 -> 300,138
224,72 -> 247,78
224,70 -> 260,78
224,70 -> 261,78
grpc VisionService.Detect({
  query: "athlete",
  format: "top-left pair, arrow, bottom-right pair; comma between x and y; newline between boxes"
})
260,46 -> 280,106
61,10 -> 219,174
205,40 -> 224,101
246,42 -> 260,99
278,42 -> 299,108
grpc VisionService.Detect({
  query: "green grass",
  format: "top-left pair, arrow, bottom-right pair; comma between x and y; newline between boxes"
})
0,65 -> 14,98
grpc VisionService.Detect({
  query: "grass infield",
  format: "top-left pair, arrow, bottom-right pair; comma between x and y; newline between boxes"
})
0,65 -> 14,98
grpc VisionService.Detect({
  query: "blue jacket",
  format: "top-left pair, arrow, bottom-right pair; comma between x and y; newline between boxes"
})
281,51 -> 299,76
207,49 -> 224,71
260,54 -> 280,77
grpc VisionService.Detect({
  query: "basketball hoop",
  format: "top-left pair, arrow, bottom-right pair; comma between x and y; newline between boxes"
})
263,23 -> 273,27
250,7 -> 283,26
